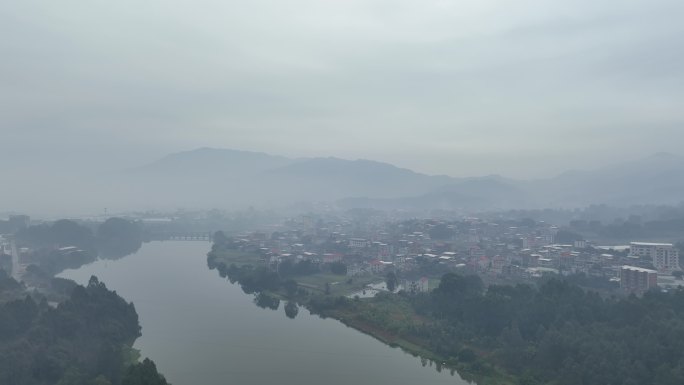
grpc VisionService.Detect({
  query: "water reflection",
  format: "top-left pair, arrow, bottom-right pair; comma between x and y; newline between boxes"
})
60,241 -> 473,385
284,301 -> 299,319
254,292 -> 280,310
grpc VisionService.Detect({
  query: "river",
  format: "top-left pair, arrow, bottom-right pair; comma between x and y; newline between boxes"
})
59,241 -> 471,385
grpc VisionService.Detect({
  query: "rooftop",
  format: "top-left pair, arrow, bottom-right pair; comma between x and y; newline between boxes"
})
621,265 -> 658,274
631,242 -> 674,247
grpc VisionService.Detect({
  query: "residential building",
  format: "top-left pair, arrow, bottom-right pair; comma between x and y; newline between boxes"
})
349,238 -> 368,249
630,242 -> 680,273
574,240 -> 587,249
620,265 -> 658,295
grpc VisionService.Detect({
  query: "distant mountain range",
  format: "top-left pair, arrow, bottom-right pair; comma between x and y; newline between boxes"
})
118,148 -> 684,211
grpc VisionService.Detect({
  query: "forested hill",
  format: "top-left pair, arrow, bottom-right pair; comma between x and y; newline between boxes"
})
0,273 -> 169,385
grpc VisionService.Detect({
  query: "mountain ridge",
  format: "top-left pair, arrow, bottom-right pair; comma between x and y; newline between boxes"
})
120,147 -> 684,211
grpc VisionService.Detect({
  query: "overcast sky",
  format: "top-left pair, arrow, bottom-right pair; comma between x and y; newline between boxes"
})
2,0 -> 683,178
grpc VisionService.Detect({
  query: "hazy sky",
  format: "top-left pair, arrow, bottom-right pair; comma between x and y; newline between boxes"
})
2,0 -> 683,178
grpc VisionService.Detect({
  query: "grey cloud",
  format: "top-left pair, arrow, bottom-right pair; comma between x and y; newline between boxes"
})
1,0 -> 683,184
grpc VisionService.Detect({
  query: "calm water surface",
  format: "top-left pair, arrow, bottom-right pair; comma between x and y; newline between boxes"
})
59,241 -> 471,385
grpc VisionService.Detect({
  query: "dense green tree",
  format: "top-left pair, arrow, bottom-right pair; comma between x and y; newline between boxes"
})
254,292 -> 280,310
0,269 -> 21,293
284,301 -> 299,319
97,218 -> 143,259
0,276 -> 145,385
554,229 -> 584,244
122,358 -> 169,385
56,367 -> 87,385
386,271 -> 397,292
283,279 -> 298,296
279,259 -> 319,276
330,262 -> 347,275
92,375 -> 112,385
15,219 -> 100,274
420,276 -> 684,384
213,230 -> 228,244
16,219 -> 95,252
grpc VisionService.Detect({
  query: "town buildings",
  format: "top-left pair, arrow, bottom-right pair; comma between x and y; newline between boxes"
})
629,242 -> 680,273
213,213 -> 683,297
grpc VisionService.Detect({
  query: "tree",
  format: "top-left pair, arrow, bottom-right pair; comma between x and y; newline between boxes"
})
97,218 -> 142,259
254,293 -> 280,310
122,358 -> 169,385
330,262 -> 347,275
672,270 -> 684,280
17,219 -> 95,251
386,271 -> 397,292
213,231 -> 228,244
283,279 -> 298,296
554,229 -> 584,244
434,273 -> 483,298
56,367 -> 87,385
284,301 -> 299,319
92,375 -> 112,385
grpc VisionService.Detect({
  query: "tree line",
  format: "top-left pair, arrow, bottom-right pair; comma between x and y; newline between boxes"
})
321,273 -> 684,384
13,218 -> 143,276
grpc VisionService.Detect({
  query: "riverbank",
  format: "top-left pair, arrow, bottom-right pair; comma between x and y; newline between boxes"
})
208,248 -> 515,385
0,270 -> 169,385
208,248 -> 384,296
311,294 -> 516,385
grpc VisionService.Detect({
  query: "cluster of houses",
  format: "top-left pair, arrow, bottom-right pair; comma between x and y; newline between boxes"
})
223,216 -> 682,296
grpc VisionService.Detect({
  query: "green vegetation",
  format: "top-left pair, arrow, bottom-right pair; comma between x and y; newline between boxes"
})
0,275 -> 167,385
0,268 -> 38,308
209,233 -> 684,384
386,271 -> 398,292
16,218 -> 143,276
207,248 -> 261,267
207,237 -> 380,297
330,261 -> 347,275
97,218 -> 143,260
121,358 -> 169,385
315,274 -> 684,385
284,301 -> 299,319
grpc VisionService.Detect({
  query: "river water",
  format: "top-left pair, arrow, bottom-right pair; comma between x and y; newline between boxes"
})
59,241 -> 471,385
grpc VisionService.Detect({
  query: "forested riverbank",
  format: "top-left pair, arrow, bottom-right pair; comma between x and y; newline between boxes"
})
14,218 -> 144,278
0,272 -> 168,385
0,217 -> 169,385
207,237 -> 684,385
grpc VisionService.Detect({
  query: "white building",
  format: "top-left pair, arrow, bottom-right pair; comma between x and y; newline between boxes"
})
630,242 -> 680,273
574,240 -> 587,249
349,238 -> 368,249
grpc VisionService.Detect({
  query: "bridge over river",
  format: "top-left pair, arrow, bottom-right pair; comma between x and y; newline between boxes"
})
151,232 -> 213,241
